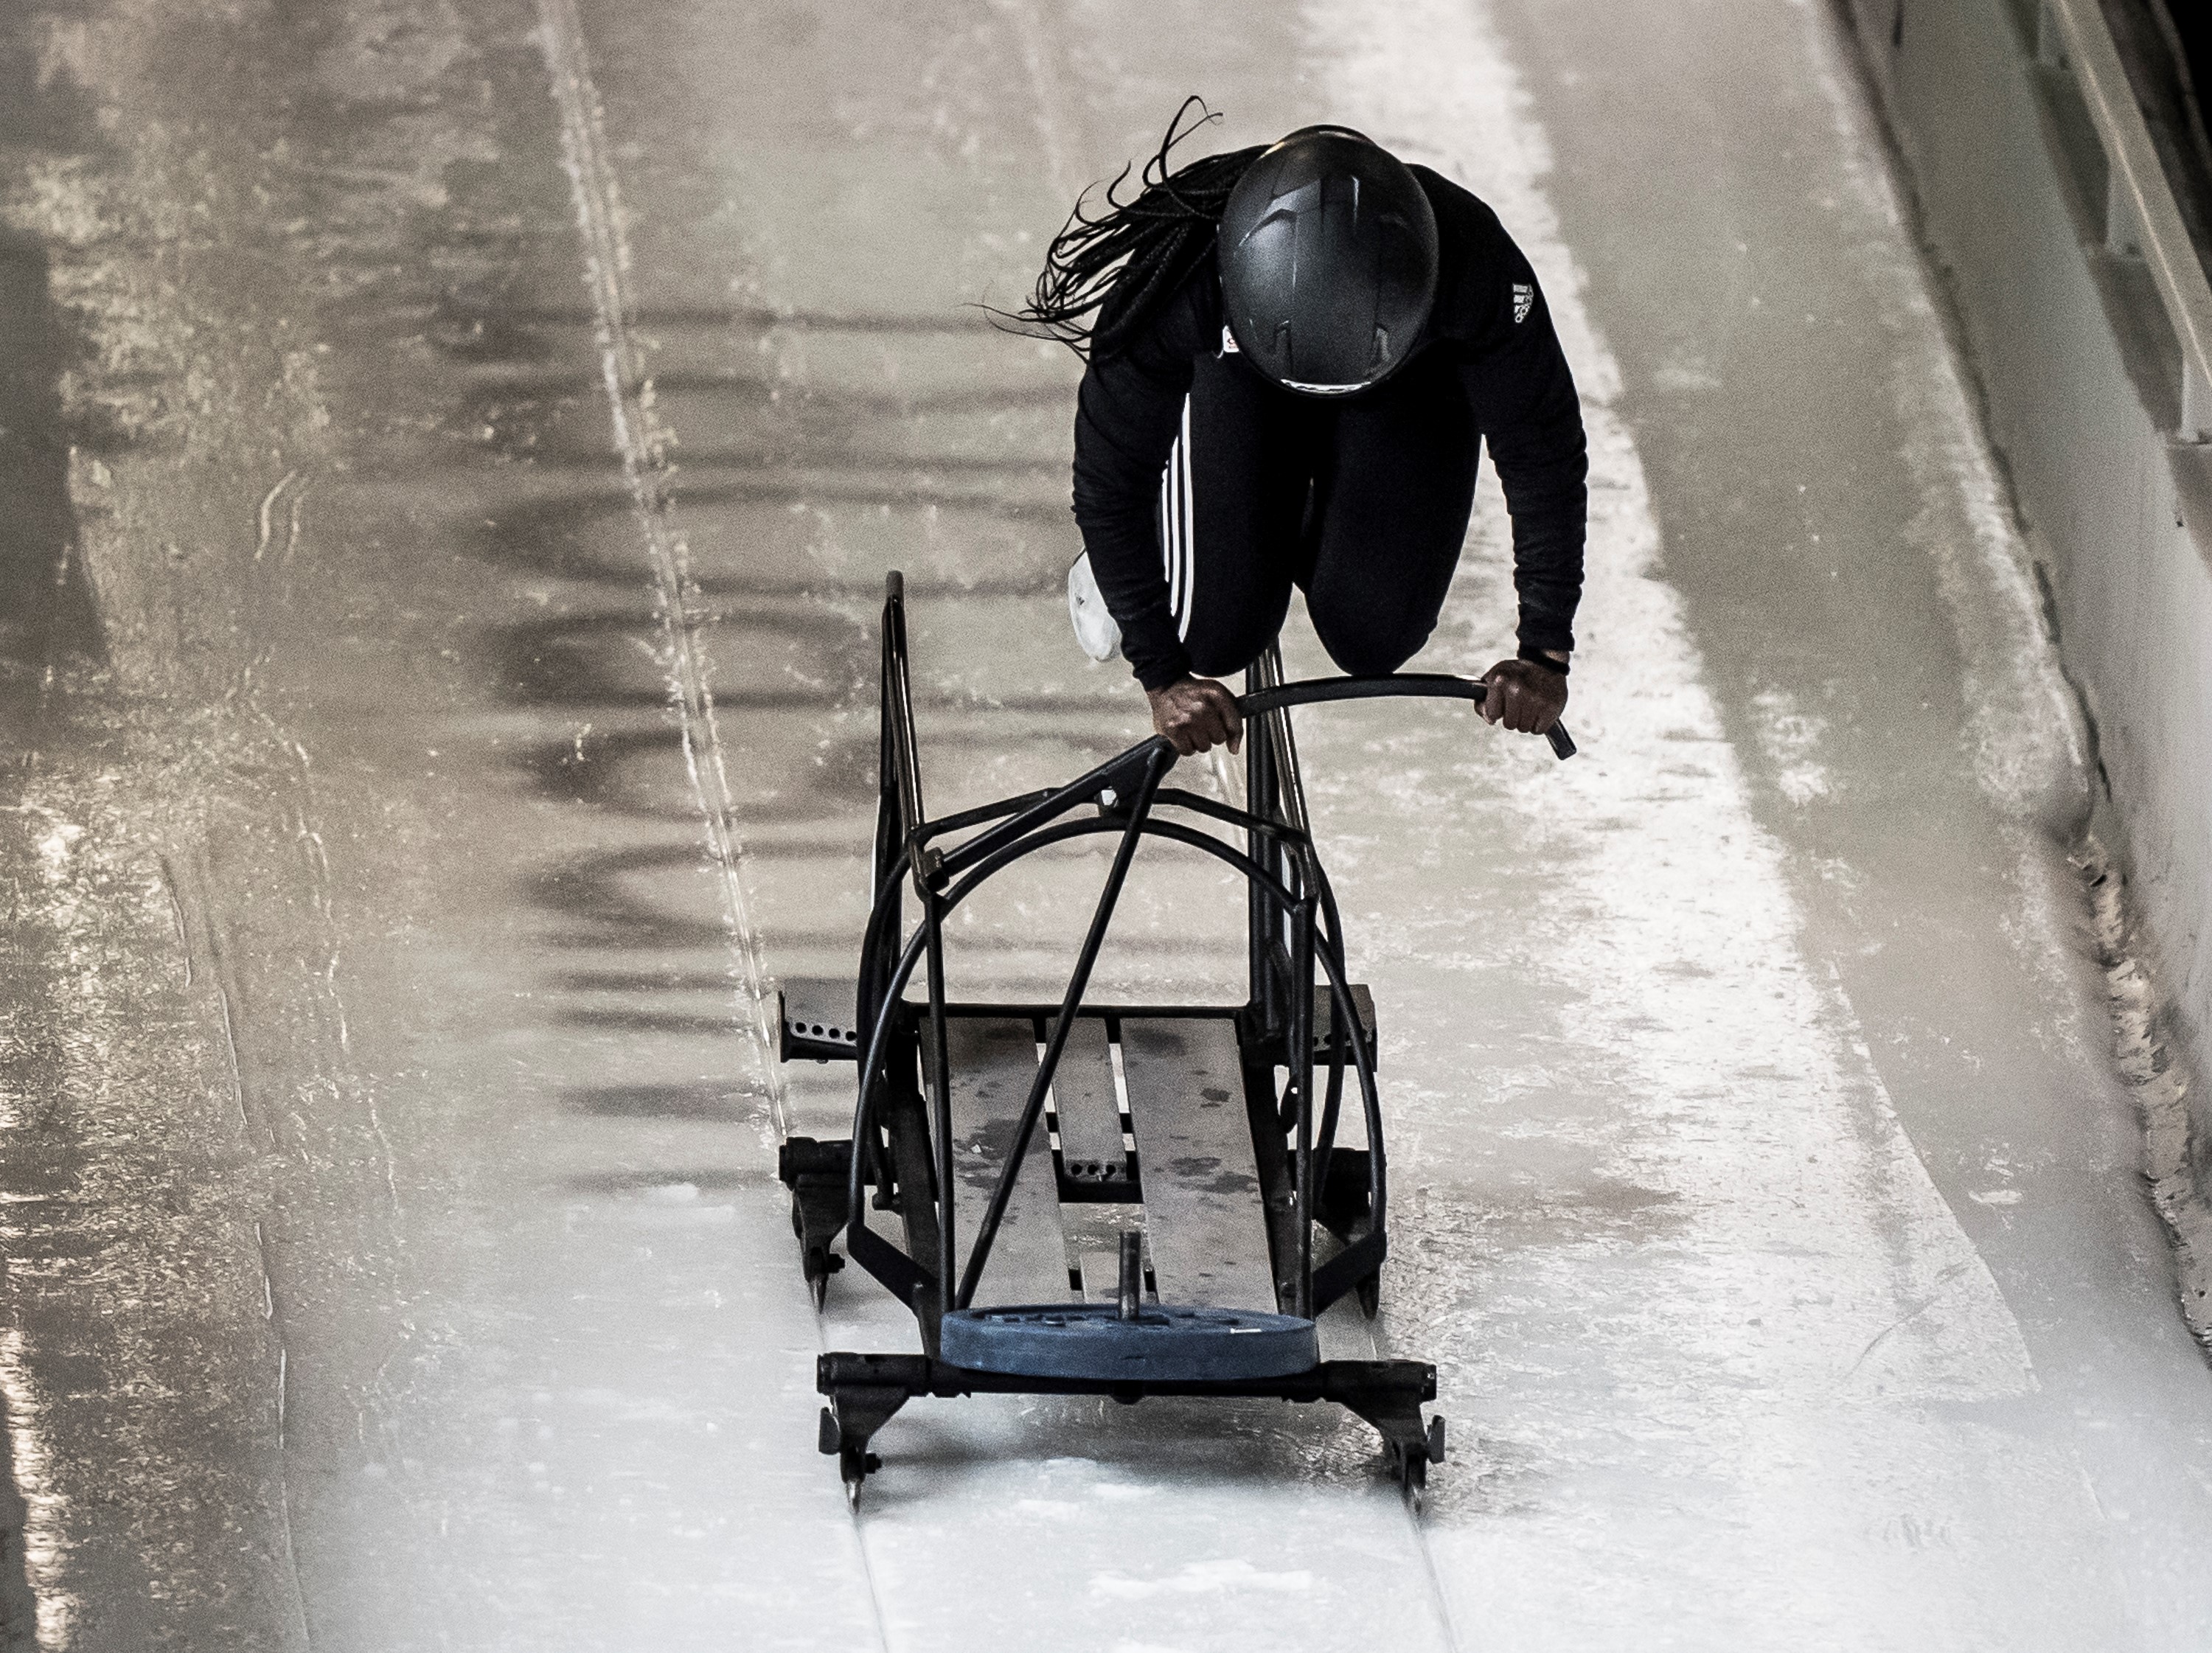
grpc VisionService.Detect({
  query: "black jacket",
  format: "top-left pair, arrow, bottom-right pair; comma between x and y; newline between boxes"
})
1071,165 -> 1588,690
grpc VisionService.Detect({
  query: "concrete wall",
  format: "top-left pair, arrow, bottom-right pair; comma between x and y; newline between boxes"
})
1838,0 -> 2212,1207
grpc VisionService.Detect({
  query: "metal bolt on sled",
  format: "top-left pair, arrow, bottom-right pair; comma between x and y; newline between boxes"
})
775,571 -> 1574,1508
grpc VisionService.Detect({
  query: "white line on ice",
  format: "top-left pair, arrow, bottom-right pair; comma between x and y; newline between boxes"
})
535,0 -> 786,1135
532,5 -> 893,1648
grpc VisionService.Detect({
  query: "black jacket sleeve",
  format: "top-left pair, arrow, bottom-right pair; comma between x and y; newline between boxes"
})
1458,271 -> 1587,658
1069,272 -> 1207,691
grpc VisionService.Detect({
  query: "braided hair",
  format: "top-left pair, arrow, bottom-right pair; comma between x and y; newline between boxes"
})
992,98 -> 1262,360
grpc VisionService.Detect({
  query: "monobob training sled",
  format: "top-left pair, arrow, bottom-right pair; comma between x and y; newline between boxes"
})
776,572 -> 1573,1507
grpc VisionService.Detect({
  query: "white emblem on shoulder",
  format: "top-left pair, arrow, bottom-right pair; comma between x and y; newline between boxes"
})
1220,324 -> 1239,355
1512,283 -> 1535,324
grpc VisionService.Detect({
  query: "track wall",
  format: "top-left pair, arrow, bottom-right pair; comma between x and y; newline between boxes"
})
1840,0 -> 2212,1242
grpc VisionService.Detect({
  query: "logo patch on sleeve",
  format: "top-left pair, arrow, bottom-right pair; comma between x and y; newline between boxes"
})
1220,325 -> 1239,355
1512,283 -> 1535,324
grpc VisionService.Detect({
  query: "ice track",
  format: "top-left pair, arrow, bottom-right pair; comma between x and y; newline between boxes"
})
1,0 -> 2211,1648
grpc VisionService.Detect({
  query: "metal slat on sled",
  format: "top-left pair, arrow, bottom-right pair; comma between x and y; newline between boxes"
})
1046,1016 -> 1135,1200
925,1017 -> 1074,1306
1045,1016 -> 1141,1304
1119,1017 -> 1278,1312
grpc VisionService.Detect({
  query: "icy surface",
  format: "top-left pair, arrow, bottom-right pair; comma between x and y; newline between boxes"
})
0,0 -> 2208,1648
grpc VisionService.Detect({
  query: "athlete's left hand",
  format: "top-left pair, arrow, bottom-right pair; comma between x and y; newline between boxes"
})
1479,658 -> 1568,734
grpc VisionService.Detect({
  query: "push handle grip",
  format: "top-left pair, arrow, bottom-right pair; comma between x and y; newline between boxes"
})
1237,673 -> 1576,761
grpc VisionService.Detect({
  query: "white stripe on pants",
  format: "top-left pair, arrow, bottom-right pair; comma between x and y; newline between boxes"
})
1155,394 -> 1195,641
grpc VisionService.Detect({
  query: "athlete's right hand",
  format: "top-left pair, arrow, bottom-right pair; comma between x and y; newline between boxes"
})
1146,675 -> 1243,757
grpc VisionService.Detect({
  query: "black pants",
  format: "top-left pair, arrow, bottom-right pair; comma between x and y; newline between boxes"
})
1155,350 -> 1481,679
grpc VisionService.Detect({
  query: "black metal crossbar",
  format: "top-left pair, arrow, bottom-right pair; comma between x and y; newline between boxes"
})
1243,671 -> 1578,760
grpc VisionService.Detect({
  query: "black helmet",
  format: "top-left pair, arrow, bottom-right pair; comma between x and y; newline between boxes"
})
1217,126 -> 1440,395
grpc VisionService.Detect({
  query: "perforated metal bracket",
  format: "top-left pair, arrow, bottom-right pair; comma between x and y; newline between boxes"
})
777,985 -> 861,1063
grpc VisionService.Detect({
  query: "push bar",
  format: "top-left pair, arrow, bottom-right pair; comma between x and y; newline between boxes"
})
1238,673 -> 1577,760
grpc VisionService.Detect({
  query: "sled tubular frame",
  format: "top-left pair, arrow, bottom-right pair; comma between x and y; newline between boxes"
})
796,571 -> 1574,1502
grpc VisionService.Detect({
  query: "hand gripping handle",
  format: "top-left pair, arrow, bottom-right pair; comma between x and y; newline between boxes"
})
1237,673 -> 1577,760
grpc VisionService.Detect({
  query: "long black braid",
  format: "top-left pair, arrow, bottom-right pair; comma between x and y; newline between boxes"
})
990,97 -> 1262,360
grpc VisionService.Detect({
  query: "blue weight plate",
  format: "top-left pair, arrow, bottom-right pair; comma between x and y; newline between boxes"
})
940,1303 -> 1320,1382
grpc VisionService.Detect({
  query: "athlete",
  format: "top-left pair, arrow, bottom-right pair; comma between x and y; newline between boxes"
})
1004,105 -> 1586,757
